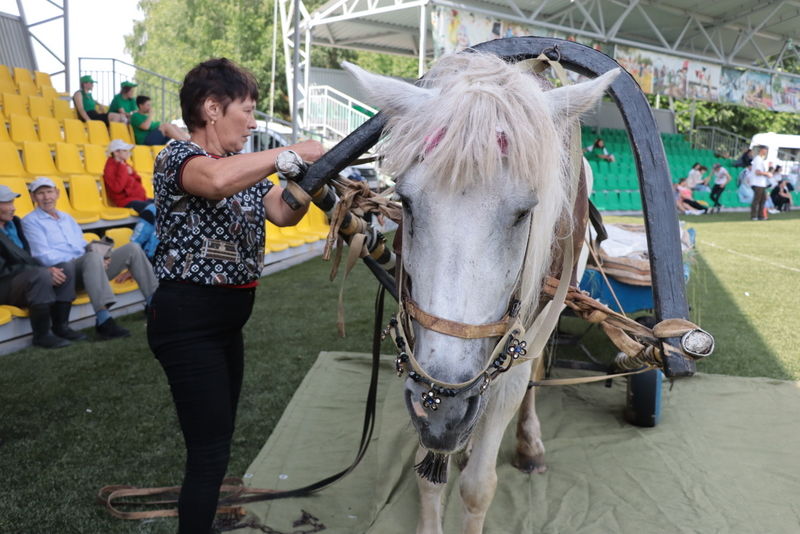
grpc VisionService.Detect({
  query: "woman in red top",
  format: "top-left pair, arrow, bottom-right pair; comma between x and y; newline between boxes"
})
103,139 -> 154,223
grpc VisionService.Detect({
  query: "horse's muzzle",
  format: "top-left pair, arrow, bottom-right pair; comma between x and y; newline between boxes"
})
404,384 -> 484,453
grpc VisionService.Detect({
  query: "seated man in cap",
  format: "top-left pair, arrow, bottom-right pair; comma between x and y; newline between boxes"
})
0,185 -> 85,348
22,177 -> 158,340
130,95 -> 190,145
108,81 -> 139,124
72,75 -> 124,126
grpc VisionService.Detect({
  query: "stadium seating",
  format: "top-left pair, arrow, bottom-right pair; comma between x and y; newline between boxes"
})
33,71 -> 53,90
0,117 -> 10,144
2,93 -> 28,116
0,177 -> 35,217
0,65 -> 15,93
22,141 -> 59,176
48,175 -> 100,224
28,95 -> 52,119
131,145 -> 154,174
37,116 -> 64,145
0,141 -> 28,177
68,174 -> 131,220
54,142 -> 87,175
9,114 -> 39,146
13,67 -> 35,87
53,98 -> 76,121
83,144 -> 108,175
108,121 -> 133,144
86,120 -> 110,145
15,82 -> 38,97
63,118 -> 89,145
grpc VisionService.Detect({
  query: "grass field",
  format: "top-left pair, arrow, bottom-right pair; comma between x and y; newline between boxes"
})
0,209 -> 797,533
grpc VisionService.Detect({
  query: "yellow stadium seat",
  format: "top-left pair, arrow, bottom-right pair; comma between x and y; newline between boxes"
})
22,141 -> 59,176
9,114 -> 39,145
0,307 -> 12,326
0,65 -> 14,86
104,227 -> 133,247
28,95 -> 52,119
109,121 -> 133,145
1,304 -> 29,318
2,93 -> 28,117
0,177 -> 35,217
37,116 -> 63,146
97,178 -> 138,215
55,142 -> 86,175
265,220 -> 304,248
53,98 -> 76,121
69,174 -> 130,220
34,71 -> 53,89
40,86 -> 57,101
296,208 -> 329,239
131,145 -> 154,174
150,145 -> 167,160
139,173 -> 154,198
86,120 -> 110,145
83,232 -> 101,241
0,142 -> 28,177
62,118 -> 89,145
265,174 -> 318,242
16,82 -> 39,97
47,175 -> 99,224
13,67 -> 35,88
0,118 -> 10,144
83,143 -> 107,175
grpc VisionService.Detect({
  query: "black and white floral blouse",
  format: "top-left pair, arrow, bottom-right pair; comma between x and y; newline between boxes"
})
152,140 -> 272,286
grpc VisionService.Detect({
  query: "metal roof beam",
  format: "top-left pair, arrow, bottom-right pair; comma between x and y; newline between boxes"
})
692,17 -> 723,61
571,0 -> 603,36
332,30 -> 407,45
309,0 -> 426,26
635,4 -> 671,50
607,0 -> 639,40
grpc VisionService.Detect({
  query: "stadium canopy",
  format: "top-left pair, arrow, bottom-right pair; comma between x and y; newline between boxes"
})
285,0 -> 800,76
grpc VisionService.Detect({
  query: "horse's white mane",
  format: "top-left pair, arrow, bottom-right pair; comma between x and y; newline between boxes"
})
379,52 -> 576,323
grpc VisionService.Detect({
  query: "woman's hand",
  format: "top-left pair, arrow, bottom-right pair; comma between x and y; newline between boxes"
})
290,140 -> 325,164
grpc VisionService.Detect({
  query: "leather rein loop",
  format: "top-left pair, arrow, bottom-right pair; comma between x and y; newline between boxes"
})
402,295 -> 513,339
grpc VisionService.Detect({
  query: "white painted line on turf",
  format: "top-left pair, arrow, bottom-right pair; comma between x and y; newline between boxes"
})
700,240 -> 800,274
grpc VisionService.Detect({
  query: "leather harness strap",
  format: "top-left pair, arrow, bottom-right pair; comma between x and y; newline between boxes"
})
403,296 -> 511,339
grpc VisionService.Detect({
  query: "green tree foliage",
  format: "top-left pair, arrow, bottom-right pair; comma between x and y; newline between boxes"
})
125,0 -> 419,120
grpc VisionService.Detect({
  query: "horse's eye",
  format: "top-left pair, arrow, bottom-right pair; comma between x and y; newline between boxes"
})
513,209 -> 530,226
400,196 -> 413,216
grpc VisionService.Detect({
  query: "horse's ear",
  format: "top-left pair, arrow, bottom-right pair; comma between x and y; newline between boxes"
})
545,68 -> 621,119
342,61 -> 436,115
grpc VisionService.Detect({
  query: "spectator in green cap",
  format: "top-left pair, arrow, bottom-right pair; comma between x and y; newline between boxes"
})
108,81 -> 138,123
130,95 -> 190,145
72,74 -> 124,125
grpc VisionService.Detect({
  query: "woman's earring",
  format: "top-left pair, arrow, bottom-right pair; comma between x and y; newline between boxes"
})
211,119 -> 216,125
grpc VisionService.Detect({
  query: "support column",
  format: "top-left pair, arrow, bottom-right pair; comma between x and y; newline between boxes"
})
418,4 -> 427,77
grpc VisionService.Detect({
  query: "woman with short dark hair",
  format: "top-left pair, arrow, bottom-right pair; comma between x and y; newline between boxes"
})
146,57 -> 324,534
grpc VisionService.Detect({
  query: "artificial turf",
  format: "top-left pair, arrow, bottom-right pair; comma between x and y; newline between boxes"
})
0,209 -> 797,533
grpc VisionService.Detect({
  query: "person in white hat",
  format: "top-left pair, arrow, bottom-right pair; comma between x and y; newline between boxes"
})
103,139 -> 154,220
21,177 -> 158,340
0,184 -> 84,348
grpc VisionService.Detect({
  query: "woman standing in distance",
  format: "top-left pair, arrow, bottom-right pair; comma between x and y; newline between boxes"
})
146,58 -> 324,533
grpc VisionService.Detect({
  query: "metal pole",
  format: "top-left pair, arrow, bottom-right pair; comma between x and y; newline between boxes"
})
418,4 -> 427,77
161,78 -> 166,122
64,0 -> 71,94
291,0 -> 301,143
269,0 -> 279,118
303,25 -> 311,132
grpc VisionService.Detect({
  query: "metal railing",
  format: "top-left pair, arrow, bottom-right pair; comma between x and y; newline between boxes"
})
77,57 -> 181,123
304,85 -> 375,142
689,126 -> 749,160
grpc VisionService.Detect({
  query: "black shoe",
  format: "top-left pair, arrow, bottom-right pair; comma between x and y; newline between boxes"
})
52,324 -> 88,341
51,301 -> 88,341
32,332 -> 70,349
95,317 -> 130,339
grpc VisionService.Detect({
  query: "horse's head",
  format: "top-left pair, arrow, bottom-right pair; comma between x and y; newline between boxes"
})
346,54 -> 617,453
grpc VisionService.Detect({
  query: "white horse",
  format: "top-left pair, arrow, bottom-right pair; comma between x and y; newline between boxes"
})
344,53 -> 618,534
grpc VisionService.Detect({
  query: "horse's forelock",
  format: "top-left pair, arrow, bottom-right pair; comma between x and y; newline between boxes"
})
381,52 -> 576,325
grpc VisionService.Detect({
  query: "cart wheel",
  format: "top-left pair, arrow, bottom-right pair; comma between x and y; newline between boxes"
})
624,368 -> 663,427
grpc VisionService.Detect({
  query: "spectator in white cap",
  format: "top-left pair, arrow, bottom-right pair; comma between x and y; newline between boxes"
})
103,139 -> 154,221
21,177 -> 159,340
0,184 -> 84,348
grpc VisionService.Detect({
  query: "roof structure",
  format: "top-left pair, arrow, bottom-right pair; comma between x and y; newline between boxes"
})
297,0 -> 800,75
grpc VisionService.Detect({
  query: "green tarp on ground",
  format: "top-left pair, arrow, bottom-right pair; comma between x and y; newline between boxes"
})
241,352 -> 800,533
